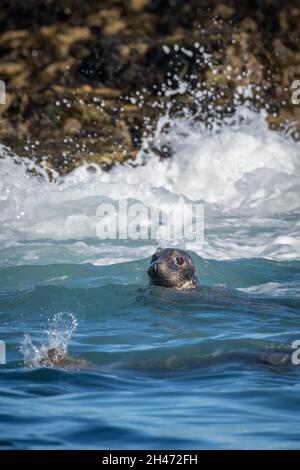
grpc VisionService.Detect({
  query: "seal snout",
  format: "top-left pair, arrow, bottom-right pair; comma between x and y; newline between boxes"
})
147,261 -> 164,285
147,261 -> 160,276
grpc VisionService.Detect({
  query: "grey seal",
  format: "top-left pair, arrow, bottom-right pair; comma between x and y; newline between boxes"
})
37,347 -> 91,370
147,247 -> 198,290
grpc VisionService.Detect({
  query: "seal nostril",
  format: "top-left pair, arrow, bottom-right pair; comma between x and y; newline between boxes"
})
147,265 -> 154,276
148,262 -> 159,276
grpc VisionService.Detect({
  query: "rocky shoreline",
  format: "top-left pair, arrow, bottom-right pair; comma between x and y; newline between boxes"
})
0,0 -> 299,175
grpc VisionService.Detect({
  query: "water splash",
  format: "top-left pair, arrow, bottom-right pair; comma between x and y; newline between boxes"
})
0,101 -> 299,265
20,312 -> 78,368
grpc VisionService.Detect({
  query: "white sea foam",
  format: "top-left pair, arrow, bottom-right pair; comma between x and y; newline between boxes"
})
239,282 -> 300,298
0,105 -> 299,265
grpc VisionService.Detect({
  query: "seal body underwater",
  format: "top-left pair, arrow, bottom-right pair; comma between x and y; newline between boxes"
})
147,248 -> 198,290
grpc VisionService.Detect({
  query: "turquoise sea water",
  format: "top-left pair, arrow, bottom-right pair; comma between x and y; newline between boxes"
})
0,256 -> 300,449
0,107 -> 300,449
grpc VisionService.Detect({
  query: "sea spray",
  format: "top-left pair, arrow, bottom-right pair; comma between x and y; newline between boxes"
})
20,312 -> 78,367
0,102 -> 299,264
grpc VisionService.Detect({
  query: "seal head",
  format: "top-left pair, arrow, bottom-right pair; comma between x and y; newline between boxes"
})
147,248 -> 198,290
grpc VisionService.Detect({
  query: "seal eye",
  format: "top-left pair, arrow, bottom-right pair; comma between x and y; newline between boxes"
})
175,256 -> 184,265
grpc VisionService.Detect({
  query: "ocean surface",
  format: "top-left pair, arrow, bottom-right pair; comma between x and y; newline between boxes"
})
0,105 -> 300,449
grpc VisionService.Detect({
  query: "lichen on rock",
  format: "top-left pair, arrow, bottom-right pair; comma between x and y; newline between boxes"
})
0,0 -> 299,175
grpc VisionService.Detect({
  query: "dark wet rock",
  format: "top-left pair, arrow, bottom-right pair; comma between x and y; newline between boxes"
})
0,0 -> 299,175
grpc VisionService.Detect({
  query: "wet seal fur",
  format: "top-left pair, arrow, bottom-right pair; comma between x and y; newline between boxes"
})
38,347 -> 90,370
147,248 -> 198,290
